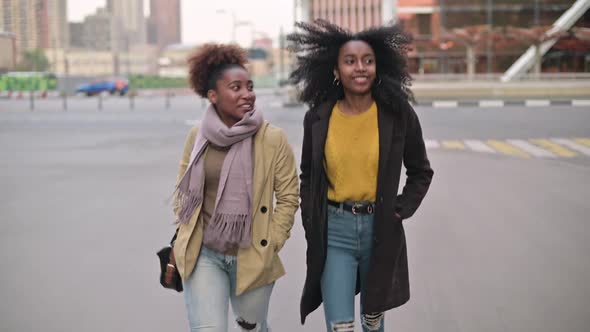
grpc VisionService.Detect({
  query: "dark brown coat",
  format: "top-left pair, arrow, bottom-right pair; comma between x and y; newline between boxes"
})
299,98 -> 434,324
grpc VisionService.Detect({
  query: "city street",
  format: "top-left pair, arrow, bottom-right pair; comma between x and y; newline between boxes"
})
1,94 -> 590,331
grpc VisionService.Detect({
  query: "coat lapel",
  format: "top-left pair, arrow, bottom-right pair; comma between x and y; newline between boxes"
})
252,122 -> 270,214
311,101 -> 335,167
377,101 -> 394,196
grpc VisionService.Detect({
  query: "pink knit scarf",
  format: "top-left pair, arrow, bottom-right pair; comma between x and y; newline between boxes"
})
175,104 -> 263,252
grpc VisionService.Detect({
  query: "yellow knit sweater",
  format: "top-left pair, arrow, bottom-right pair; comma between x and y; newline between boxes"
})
325,102 -> 379,202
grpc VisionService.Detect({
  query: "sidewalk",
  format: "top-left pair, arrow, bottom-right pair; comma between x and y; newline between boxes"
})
412,79 -> 590,100
416,99 -> 590,108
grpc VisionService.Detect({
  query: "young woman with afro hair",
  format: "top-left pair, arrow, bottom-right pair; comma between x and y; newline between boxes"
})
289,20 -> 434,331
171,43 -> 299,331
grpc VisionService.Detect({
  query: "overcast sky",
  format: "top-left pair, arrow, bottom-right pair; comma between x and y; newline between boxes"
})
68,0 -> 295,46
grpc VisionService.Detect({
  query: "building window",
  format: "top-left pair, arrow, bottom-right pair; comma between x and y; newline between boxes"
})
417,13 -> 432,36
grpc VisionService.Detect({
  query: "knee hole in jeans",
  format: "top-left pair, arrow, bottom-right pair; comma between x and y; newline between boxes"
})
236,317 -> 257,331
331,320 -> 355,332
362,312 -> 383,331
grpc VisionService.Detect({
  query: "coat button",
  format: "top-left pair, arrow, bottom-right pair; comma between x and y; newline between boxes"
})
260,206 -> 268,213
260,239 -> 268,247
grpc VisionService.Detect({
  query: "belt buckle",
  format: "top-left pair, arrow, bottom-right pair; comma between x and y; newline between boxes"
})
351,203 -> 363,215
367,204 -> 374,214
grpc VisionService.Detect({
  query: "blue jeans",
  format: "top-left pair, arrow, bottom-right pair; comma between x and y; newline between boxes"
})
321,204 -> 385,332
182,247 -> 274,332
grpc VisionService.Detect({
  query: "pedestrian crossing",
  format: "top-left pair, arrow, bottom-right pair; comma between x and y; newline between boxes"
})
425,138 -> 590,158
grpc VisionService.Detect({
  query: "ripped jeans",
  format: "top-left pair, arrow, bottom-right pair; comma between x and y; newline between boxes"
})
321,204 -> 385,332
182,247 -> 274,332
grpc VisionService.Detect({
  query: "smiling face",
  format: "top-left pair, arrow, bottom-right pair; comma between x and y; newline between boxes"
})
207,66 -> 256,127
334,40 -> 377,97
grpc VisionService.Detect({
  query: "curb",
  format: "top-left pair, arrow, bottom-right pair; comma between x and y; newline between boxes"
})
415,99 -> 590,108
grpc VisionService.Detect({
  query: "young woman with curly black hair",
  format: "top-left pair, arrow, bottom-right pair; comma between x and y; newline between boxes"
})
289,20 -> 434,331
171,43 -> 299,331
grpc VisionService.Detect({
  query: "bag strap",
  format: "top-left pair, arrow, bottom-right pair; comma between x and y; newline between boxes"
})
170,228 -> 179,246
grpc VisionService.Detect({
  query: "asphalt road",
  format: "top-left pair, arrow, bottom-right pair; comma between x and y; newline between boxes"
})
1,94 -> 589,331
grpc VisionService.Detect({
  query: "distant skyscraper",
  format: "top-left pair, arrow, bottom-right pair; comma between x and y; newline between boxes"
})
298,0 -> 395,32
44,0 -> 68,49
79,7 -> 114,51
0,0 -> 68,54
147,0 -> 181,49
68,22 -> 83,48
107,0 -> 146,49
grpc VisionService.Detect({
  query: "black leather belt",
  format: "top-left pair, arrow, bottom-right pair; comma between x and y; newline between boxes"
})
328,200 -> 375,215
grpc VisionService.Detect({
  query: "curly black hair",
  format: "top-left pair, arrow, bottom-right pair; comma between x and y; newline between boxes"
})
288,19 -> 414,109
187,43 -> 248,97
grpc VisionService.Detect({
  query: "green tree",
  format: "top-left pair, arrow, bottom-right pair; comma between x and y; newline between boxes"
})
15,49 -> 50,72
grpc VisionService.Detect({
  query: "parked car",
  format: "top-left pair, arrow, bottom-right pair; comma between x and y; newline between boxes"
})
76,78 -> 129,96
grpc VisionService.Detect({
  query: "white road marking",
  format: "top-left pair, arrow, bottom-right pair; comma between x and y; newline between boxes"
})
571,100 -> 590,107
507,139 -> 556,157
551,138 -> 590,156
424,140 -> 440,149
478,100 -> 504,108
464,140 -> 496,153
525,100 -> 550,107
432,101 -> 458,108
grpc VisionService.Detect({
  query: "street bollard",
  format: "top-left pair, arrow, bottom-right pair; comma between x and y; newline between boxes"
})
165,90 -> 171,109
98,93 -> 103,111
129,93 -> 134,110
29,90 -> 35,111
62,92 -> 67,111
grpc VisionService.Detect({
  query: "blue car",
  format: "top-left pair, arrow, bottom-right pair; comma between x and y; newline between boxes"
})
76,79 -> 129,96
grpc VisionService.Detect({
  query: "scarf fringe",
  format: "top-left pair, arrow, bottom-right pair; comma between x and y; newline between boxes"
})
203,213 -> 252,251
175,189 -> 203,224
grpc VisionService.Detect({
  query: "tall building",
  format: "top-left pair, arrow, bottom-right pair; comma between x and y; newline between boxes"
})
79,7 -> 114,51
0,0 -> 38,52
0,31 -> 17,71
68,22 -> 83,48
147,0 -> 181,49
0,0 -> 67,55
68,9 -> 110,51
43,0 -> 68,50
107,0 -> 146,49
297,0 -> 396,32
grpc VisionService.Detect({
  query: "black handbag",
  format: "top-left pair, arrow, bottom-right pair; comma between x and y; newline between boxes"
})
156,231 -> 183,292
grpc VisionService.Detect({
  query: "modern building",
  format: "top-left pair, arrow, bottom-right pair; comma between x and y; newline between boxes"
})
45,44 -> 159,76
296,0 -> 590,74
157,43 -> 276,79
0,0 -> 40,52
70,7 -> 114,51
107,0 -> 146,49
296,0 -> 396,32
157,44 -> 194,77
0,31 -> 17,72
0,0 -> 68,56
43,0 -> 68,50
398,0 -> 590,74
68,22 -> 83,48
147,0 -> 181,49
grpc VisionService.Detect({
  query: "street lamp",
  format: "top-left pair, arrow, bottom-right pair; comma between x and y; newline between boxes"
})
216,9 -> 237,42
216,9 -> 254,45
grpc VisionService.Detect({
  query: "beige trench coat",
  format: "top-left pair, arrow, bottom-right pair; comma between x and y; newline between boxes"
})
173,121 -> 299,295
